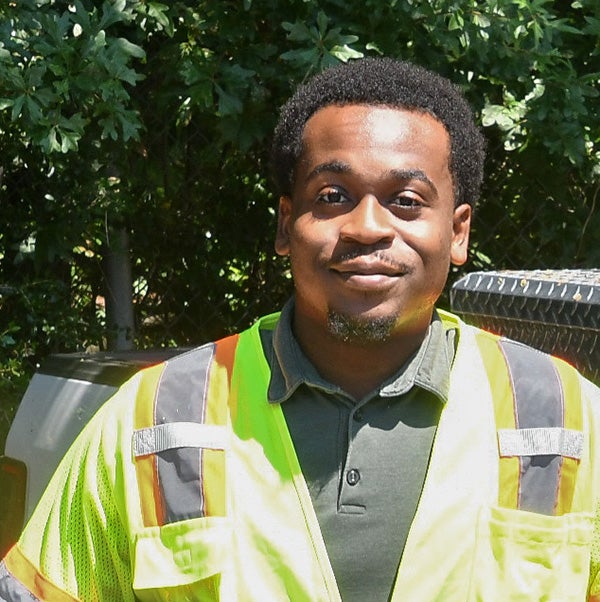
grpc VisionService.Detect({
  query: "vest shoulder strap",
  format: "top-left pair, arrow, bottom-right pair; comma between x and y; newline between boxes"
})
476,332 -> 583,515
132,334 -> 239,527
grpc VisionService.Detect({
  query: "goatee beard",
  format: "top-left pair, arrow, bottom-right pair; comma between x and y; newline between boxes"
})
327,310 -> 396,344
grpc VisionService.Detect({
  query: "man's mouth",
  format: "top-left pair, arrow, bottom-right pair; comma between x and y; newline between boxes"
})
332,259 -> 403,278
328,254 -> 411,290
329,250 -> 411,278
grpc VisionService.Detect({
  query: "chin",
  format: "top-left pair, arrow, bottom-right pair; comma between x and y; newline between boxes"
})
326,310 -> 397,344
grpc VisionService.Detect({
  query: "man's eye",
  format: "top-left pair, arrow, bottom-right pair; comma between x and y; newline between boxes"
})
391,195 -> 422,208
317,190 -> 349,204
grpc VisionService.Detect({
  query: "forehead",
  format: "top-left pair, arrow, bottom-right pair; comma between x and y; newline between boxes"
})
297,104 -> 452,188
301,104 -> 450,154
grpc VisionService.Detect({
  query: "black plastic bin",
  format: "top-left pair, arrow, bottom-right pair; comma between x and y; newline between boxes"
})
450,269 -> 600,385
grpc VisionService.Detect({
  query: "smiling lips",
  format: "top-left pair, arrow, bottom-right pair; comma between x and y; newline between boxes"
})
329,256 -> 410,289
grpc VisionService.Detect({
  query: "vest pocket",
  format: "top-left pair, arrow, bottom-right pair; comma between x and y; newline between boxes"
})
132,516 -> 231,599
468,506 -> 592,601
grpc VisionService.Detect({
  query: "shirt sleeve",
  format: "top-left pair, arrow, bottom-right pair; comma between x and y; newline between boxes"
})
0,375 -> 144,602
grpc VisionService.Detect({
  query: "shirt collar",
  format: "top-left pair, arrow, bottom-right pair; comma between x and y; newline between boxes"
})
265,298 -> 454,405
265,300 -> 344,403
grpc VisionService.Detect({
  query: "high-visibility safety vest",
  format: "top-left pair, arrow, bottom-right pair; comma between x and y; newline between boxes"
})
2,310 -> 600,601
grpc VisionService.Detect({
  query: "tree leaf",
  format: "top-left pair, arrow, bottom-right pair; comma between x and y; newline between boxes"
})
114,37 -> 146,59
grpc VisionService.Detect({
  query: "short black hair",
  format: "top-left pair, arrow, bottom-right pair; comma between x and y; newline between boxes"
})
271,57 -> 486,208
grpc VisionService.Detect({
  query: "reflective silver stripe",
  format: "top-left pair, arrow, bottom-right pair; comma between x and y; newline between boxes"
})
499,339 -> 564,430
0,561 -> 41,601
133,423 -> 228,456
498,427 -> 584,459
499,339 -> 574,515
155,343 -> 216,523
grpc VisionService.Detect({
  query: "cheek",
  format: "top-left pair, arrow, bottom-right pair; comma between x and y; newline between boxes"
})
402,230 -> 455,285
288,217 -> 332,257
401,222 -> 451,258
287,232 -> 319,279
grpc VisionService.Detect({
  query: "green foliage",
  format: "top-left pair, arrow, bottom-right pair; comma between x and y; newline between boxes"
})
0,0 -> 599,402
281,10 -> 364,68
0,0 -> 147,152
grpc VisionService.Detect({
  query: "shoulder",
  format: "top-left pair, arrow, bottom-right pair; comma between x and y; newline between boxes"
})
151,312 -> 282,374
447,310 -> 594,403
443,307 -> 580,371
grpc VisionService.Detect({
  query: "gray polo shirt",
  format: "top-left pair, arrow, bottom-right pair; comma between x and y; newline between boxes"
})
260,301 -> 455,602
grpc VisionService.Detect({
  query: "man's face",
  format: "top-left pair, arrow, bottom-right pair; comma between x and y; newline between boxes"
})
275,104 -> 471,343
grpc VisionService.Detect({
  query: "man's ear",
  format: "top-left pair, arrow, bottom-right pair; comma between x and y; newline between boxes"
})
450,203 -> 471,266
274,196 -> 292,257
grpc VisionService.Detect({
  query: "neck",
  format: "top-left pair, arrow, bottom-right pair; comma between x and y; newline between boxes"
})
293,313 -> 431,400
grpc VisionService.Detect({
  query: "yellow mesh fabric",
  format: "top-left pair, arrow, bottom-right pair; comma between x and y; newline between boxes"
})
590,499 -> 600,599
16,377 -> 140,602
587,378 -> 600,600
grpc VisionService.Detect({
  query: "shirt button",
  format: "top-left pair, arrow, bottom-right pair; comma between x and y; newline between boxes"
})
346,469 -> 361,486
353,410 -> 363,422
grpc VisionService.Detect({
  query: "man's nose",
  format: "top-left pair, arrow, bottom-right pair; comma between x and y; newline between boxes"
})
339,194 -> 395,244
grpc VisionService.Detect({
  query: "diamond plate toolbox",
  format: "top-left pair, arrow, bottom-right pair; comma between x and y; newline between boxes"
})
450,269 -> 600,385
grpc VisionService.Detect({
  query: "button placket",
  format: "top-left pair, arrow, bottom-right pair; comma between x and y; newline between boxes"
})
338,404 -> 368,511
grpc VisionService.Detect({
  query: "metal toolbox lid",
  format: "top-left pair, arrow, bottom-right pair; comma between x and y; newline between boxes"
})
450,269 -> 600,384
450,269 -> 600,330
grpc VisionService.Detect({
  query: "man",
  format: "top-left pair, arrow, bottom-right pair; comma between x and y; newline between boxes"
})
1,57 -> 600,601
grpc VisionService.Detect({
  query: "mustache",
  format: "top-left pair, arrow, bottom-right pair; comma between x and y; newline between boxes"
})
329,248 -> 414,274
